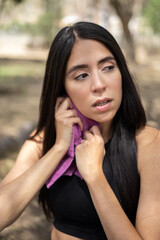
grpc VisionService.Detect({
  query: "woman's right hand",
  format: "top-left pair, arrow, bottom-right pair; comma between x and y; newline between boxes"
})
54,97 -> 83,152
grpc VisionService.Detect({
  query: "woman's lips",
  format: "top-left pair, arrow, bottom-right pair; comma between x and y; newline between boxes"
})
92,98 -> 112,111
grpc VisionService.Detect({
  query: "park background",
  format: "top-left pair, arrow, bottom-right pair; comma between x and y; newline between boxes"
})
0,0 -> 160,239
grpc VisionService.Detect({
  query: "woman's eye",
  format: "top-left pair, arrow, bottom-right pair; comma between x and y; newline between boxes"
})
74,73 -> 88,80
102,65 -> 115,72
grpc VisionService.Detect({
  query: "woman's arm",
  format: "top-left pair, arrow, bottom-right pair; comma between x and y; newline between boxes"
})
87,171 -> 142,240
135,127 -> 160,239
0,97 -> 82,231
0,139 -> 65,231
76,125 -> 160,240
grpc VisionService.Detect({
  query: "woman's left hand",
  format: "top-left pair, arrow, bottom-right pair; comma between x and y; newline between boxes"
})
75,125 -> 105,183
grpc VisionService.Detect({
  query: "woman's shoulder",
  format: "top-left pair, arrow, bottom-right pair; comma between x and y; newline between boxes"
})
17,129 -> 44,165
27,129 -> 44,154
136,125 -> 160,148
29,129 -> 44,145
136,125 -> 160,171
0,129 -> 44,187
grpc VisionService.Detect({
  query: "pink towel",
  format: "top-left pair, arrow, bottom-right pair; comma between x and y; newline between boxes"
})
46,102 -> 100,188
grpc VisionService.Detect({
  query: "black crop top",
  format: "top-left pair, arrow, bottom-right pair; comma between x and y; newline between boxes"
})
48,141 -> 125,239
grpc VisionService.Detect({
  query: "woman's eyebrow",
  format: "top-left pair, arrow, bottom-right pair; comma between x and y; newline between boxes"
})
67,56 -> 116,76
67,64 -> 88,76
98,56 -> 115,65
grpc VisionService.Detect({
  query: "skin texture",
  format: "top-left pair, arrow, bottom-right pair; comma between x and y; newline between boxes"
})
0,39 -> 160,240
65,39 -> 122,142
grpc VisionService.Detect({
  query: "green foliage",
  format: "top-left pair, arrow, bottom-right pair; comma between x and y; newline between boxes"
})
24,13 -> 55,47
0,62 -> 45,78
26,8 -> 62,47
25,0 -> 63,47
142,0 -> 160,34
0,0 -> 62,47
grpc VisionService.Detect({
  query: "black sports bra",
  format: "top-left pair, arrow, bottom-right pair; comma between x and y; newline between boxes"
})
48,141 -> 124,239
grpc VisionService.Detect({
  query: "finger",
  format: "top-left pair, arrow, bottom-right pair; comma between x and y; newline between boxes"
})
55,97 -> 65,110
68,98 -> 74,109
56,97 -> 72,111
78,118 -> 83,131
84,130 -> 93,140
72,117 -> 83,131
89,125 -> 102,136
56,109 -> 77,118
69,117 -> 83,131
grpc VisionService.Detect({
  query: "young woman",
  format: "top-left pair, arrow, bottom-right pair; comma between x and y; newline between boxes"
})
0,22 -> 160,240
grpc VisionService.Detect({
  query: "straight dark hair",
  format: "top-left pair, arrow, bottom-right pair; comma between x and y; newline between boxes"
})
34,22 -> 146,225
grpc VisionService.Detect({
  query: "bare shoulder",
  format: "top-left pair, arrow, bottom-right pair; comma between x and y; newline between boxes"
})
0,129 -> 44,186
135,126 -> 160,236
136,125 -> 159,147
136,125 -> 160,172
17,129 -> 44,165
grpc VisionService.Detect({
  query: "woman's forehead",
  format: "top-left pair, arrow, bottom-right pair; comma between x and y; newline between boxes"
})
66,39 -> 113,68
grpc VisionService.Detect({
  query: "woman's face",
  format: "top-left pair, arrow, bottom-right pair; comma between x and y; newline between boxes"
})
65,39 -> 122,124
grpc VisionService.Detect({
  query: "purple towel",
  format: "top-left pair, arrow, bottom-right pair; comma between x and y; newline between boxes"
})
46,102 -> 100,188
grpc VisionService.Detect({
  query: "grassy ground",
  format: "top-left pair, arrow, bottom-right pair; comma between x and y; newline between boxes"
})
0,53 -> 159,239
0,59 -> 44,137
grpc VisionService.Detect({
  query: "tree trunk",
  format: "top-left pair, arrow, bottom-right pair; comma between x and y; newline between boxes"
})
109,0 -> 136,61
0,0 -> 7,13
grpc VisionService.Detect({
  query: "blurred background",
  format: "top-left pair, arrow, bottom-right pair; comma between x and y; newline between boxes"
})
0,0 -> 159,239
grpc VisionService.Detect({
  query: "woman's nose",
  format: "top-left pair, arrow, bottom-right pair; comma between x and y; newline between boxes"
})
91,72 -> 106,93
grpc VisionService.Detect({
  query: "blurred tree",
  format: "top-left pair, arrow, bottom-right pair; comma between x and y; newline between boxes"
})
25,0 -> 62,47
142,0 -> 160,35
14,0 -> 23,2
0,0 -> 24,12
109,0 -> 136,61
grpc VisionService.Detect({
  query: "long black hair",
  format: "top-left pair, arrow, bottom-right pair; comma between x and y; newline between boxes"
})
35,22 -> 146,225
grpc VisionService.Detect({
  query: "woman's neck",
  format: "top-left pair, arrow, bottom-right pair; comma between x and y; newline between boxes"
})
100,122 -> 112,144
